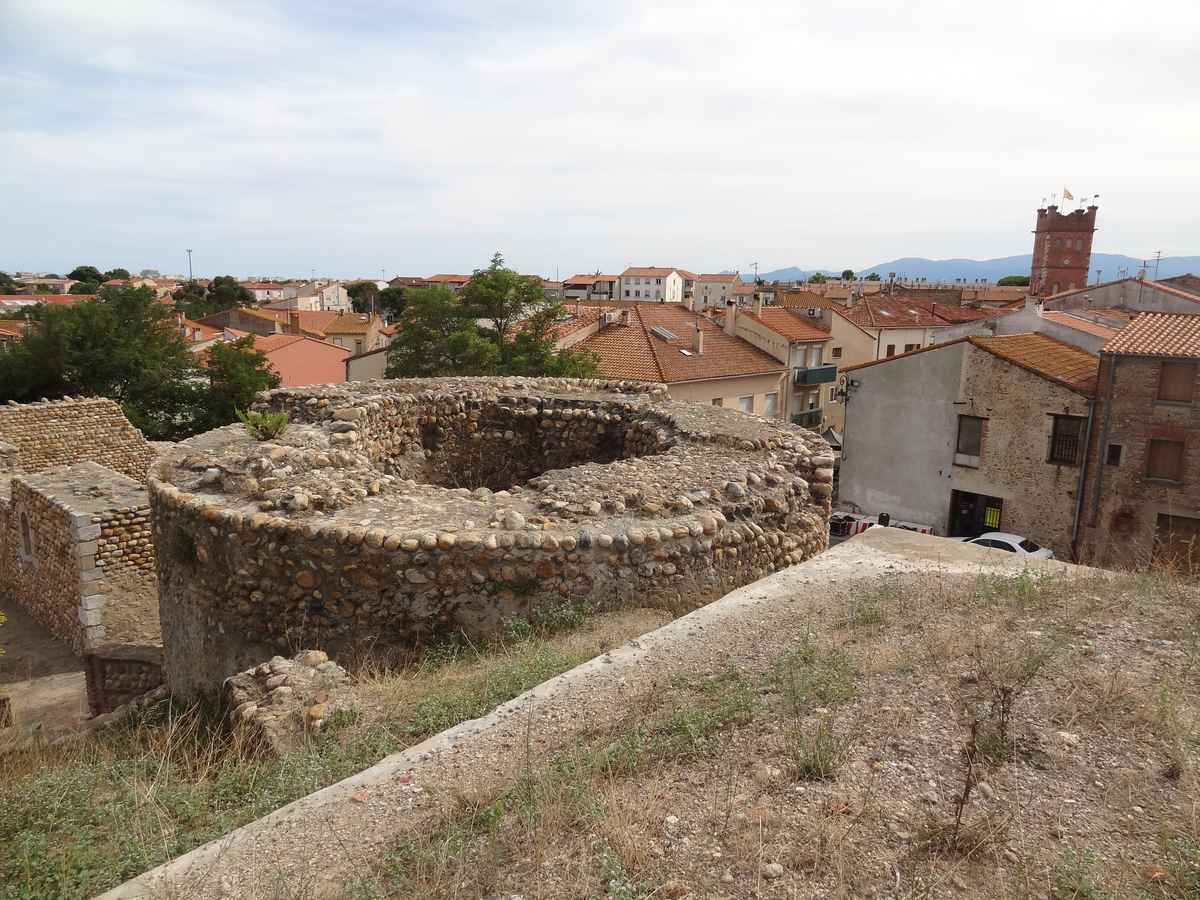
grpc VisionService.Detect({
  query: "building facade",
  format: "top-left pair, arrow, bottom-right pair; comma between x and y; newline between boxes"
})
619,267 -> 684,302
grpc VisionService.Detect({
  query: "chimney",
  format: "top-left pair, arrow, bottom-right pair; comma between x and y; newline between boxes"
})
693,322 -> 704,354
724,299 -> 737,336
685,293 -> 695,313
620,308 -> 631,326
288,310 -> 300,334
574,299 -> 582,317
753,294 -> 763,317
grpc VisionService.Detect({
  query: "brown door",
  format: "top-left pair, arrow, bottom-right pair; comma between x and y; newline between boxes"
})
1153,514 -> 1200,575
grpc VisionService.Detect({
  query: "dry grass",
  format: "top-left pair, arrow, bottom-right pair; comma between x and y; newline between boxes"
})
339,567 -> 1200,899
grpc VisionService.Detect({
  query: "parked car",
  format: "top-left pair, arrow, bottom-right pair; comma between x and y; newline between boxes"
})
959,532 -> 1054,559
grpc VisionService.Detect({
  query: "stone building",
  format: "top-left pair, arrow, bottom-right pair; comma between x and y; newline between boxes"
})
1079,313 -> 1200,571
1029,202 -> 1098,297
839,333 -> 1099,556
0,398 -> 158,654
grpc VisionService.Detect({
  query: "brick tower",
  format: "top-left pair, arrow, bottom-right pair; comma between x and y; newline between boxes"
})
1029,202 -> 1098,297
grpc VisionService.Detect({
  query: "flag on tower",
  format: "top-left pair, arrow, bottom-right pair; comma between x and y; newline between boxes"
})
1063,187 -> 1074,201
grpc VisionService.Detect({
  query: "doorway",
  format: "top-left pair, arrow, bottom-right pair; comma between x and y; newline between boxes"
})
948,490 -> 1003,538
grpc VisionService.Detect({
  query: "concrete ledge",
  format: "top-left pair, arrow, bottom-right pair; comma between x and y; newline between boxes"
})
98,529 -> 1082,899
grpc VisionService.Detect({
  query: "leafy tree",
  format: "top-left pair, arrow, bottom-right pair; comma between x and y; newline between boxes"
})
198,336 -> 280,431
865,273 -> 882,282
0,272 -> 20,294
461,252 -> 542,346
501,301 -> 599,378
997,275 -> 1030,286
841,269 -> 855,280
70,281 -> 100,295
385,286 -> 499,378
67,266 -> 103,283
346,280 -> 379,314
172,280 -> 216,319
807,272 -> 828,284
376,286 -> 409,319
207,275 -> 253,310
103,268 -> 131,281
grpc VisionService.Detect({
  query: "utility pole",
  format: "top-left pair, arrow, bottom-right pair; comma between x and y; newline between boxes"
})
751,261 -> 759,283
1153,251 -> 1163,280
186,249 -> 193,282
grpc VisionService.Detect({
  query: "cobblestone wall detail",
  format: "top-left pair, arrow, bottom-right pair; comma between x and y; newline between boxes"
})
0,397 -> 156,482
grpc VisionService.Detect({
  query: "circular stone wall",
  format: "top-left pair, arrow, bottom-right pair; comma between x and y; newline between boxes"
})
150,377 -> 834,698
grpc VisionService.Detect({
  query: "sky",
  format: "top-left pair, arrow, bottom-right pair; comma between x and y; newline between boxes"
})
2,0 -> 1199,280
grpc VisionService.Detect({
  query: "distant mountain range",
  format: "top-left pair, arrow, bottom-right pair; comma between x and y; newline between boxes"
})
749,254 -> 1200,284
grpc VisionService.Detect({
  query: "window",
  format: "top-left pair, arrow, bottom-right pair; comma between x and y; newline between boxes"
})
763,392 -> 779,417
1147,438 -> 1186,481
956,415 -> 984,457
828,385 -> 839,404
1048,415 -> 1085,464
711,398 -> 723,407
738,395 -> 754,414
885,344 -> 896,357
656,278 -> 662,285
634,290 -> 640,298
831,346 -> 842,359
1158,361 -> 1197,403
1075,239 -> 1083,251
624,290 -> 630,298
904,343 -> 919,353
1106,444 -> 1123,466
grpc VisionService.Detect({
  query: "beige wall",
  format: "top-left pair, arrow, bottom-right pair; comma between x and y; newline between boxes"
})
827,315 -> 877,431
668,372 -> 787,418
346,349 -> 389,382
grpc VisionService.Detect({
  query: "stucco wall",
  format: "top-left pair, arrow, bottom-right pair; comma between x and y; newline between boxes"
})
346,349 -> 390,382
668,372 -> 787,417
268,341 -> 351,387
839,343 -> 965,527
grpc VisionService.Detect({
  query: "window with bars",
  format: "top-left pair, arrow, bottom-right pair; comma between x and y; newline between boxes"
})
956,415 -> 984,456
1048,415 -> 1085,465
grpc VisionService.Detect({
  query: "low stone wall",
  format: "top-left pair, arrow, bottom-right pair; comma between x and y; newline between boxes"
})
0,397 -> 157,482
83,645 -> 164,716
152,377 -> 833,699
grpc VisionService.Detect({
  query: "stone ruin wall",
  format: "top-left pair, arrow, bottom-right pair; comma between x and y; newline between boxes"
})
0,480 -> 86,650
151,379 -> 833,698
96,505 -> 154,579
0,397 -> 157,483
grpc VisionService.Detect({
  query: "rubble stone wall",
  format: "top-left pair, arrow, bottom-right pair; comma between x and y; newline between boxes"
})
153,378 -> 833,699
0,480 -> 87,650
0,397 -> 156,482
83,645 -> 164,715
97,505 -> 155,578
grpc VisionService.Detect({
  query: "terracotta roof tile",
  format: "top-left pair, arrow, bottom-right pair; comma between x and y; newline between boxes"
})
239,307 -> 340,336
1039,311 -> 1120,340
742,308 -> 829,343
426,274 -> 471,283
1104,312 -> 1200,358
698,273 -> 741,283
322,314 -> 376,335
620,266 -> 683,278
840,297 -> 948,328
969,333 -> 1099,394
576,304 -> 784,384
844,333 -> 1099,395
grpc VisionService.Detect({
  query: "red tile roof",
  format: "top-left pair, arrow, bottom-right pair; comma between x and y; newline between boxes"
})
575,304 -> 784,383
844,333 -> 1099,395
426,274 -> 471,284
1103,312 -> 1200,358
564,274 -> 619,286
969,333 -> 1099,395
698,273 -> 741,283
742,307 -> 829,343
242,282 -> 285,290
322,314 -> 377,335
238,307 -> 340,336
840,297 -> 948,328
620,267 -> 683,278
1039,311 -> 1120,340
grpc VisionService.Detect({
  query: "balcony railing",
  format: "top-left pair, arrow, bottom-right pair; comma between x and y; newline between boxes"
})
794,364 -> 838,386
792,410 -> 822,428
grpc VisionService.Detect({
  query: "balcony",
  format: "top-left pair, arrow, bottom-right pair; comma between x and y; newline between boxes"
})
792,410 -> 822,429
794,364 -> 838,386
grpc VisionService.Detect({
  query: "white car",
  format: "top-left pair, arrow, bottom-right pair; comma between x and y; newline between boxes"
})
959,532 -> 1055,559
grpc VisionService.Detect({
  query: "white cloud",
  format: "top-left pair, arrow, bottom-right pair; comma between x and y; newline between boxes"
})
1,0 -> 1198,276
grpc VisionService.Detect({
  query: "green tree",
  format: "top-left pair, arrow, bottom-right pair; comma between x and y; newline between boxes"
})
0,272 -> 20,294
0,286 -> 202,439
207,275 -> 254,310
70,281 -> 100,295
841,269 -> 855,280
501,300 -> 599,378
385,286 -> 499,378
997,275 -> 1030,286
346,280 -> 379,314
808,272 -> 828,284
865,273 -> 881,281
461,252 -> 542,347
67,265 -> 103,283
172,280 -> 216,319
103,268 -> 131,281
376,286 -> 409,319
198,335 -> 280,431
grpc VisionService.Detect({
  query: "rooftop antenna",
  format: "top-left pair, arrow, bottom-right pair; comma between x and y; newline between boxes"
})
751,261 -> 759,283
1153,251 -> 1163,280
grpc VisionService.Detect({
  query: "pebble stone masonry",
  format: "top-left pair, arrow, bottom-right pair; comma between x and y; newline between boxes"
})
151,377 -> 834,699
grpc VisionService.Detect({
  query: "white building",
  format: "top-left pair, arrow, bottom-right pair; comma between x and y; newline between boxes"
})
619,267 -> 686,302
695,273 -> 741,311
